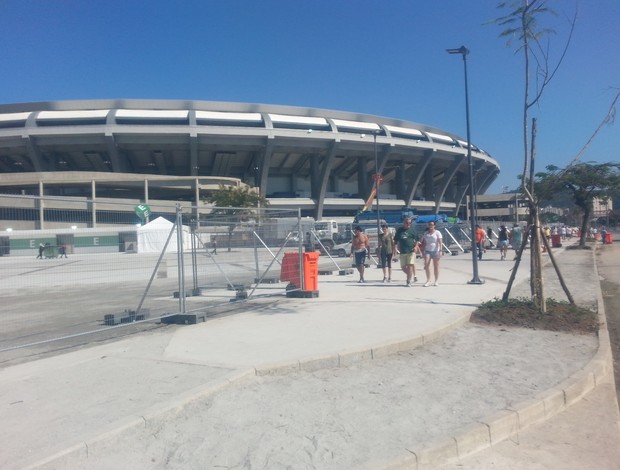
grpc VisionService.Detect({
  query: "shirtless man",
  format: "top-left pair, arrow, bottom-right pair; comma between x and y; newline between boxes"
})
350,225 -> 370,283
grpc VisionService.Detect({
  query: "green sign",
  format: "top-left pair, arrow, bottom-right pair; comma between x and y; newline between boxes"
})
135,204 -> 151,219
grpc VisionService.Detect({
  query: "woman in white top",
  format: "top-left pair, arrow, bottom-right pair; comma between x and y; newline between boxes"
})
421,221 -> 442,286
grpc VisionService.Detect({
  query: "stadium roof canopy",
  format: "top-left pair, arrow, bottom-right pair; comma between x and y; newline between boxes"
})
0,100 -> 500,219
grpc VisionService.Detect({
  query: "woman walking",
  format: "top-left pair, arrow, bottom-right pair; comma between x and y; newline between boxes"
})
421,221 -> 442,286
378,223 -> 394,283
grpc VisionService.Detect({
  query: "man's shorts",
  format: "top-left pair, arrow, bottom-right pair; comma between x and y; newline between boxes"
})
354,250 -> 367,266
498,240 -> 509,248
399,252 -> 415,268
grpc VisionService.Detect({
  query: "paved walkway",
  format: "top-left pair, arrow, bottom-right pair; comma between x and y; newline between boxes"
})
1,243 -> 619,469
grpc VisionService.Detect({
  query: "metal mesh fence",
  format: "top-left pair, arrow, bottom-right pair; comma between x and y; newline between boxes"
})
0,194 -> 329,358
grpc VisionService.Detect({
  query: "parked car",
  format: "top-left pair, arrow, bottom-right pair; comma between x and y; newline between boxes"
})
332,241 -> 351,257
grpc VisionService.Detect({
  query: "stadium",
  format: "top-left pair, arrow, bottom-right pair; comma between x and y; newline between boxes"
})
0,99 -> 500,227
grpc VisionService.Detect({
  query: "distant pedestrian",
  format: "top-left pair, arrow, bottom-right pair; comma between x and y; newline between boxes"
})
58,243 -> 68,258
475,225 -> 486,260
510,224 -> 523,258
36,243 -> 45,259
378,223 -> 394,283
497,225 -> 509,260
211,239 -> 217,255
421,221 -> 442,286
350,226 -> 369,283
486,226 -> 494,248
394,217 -> 418,287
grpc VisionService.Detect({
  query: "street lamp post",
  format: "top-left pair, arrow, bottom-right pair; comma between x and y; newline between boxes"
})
447,45 -> 483,284
373,131 -> 381,250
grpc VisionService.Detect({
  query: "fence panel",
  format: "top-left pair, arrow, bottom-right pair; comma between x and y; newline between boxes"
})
0,195 -> 310,360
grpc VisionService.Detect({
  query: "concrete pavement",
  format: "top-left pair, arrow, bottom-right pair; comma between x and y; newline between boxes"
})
1,242 -> 619,469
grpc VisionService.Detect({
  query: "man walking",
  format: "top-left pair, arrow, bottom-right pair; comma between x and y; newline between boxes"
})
350,226 -> 369,283
394,217 -> 418,287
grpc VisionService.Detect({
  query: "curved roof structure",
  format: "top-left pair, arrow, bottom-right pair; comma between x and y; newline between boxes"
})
0,100 -> 500,219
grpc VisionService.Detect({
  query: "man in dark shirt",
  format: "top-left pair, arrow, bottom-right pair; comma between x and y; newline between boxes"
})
394,217 -> 418,286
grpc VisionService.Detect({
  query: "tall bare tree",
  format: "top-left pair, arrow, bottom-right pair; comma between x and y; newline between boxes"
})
491,0 -> 575,312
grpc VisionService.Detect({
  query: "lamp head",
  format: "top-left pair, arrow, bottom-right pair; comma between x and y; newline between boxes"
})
446,46 -> 470,56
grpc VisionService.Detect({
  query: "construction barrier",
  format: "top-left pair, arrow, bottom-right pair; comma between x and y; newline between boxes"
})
302,251 -> 319,291
280,251 -> 320,290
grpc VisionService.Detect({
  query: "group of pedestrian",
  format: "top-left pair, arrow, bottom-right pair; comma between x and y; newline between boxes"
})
480,224 -> 525,260
36,243 -> 68,259
350,217 -> 442,287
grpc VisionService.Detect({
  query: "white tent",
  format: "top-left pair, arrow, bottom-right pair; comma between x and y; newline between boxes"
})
137,217 -> 193,253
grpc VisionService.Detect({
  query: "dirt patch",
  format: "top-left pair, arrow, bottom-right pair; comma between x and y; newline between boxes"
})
596,242 -> 620,397
471,297 -> 599,334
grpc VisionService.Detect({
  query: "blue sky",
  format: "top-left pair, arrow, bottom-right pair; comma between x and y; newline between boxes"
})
1,0 -> 618,194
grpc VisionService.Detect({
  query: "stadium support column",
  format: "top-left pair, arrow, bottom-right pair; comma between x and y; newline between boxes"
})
423,160 -> 435,202
105,111 -> 123,172
404,150 -> 433,208
357,157 -> 368,204
314,141 -> 337,221
190,132 -> 198,177
37,180 -> 44,229
193,178 -> 200,222
434,156 -> 465,214
144,179 -> 150,224
90,180 -> 97,228
395,161 -> 405,201
23,123 -> 44,172
258,138 -> 274,200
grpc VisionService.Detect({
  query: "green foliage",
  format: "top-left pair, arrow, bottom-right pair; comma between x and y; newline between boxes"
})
493,0 -> 557,49
204,185 -> 269,216
536,162 -> 620,212
536,162 -> 620,245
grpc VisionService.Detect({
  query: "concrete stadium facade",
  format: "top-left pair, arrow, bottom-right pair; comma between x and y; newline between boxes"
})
0,99 -> 500,220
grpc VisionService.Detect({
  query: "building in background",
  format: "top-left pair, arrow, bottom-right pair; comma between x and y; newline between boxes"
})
0,100 -> 500,228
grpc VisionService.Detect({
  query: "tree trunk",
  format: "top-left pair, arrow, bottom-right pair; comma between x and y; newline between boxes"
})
579,208 -> 591,247
502,222 -> 532,301
540,230 -> 575,304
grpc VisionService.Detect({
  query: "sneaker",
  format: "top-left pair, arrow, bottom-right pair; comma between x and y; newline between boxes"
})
423,281 -> 431,287
387,278 -> 391,283
433,282 -> 439,286
406,281 -> 411,287
358,279 -> 364,283
414,277 -> 418,283
382,277 -> 387,283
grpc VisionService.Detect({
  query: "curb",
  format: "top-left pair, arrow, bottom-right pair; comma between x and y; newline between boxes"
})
382,245 -> 614,470
24,309 -> 471,469
22,368 -> 258,470
255,312 -> 471,376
